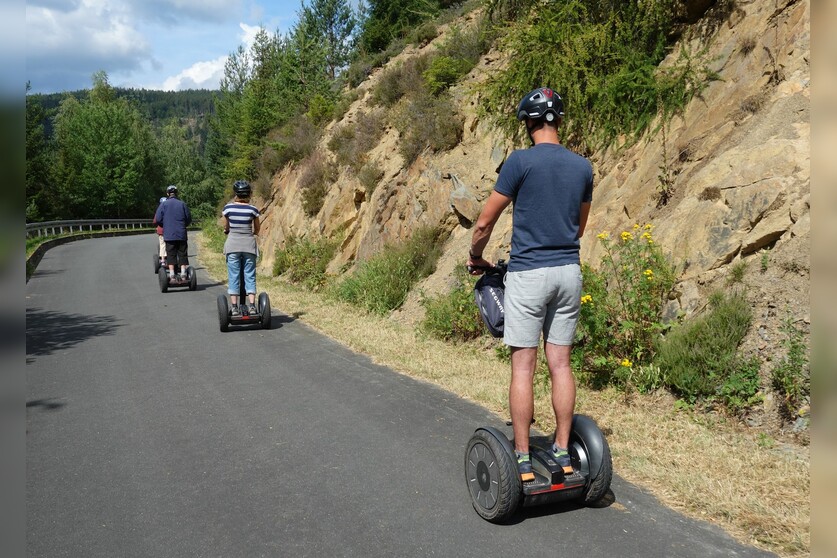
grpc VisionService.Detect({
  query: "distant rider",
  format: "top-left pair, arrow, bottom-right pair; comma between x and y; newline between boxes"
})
222,180 -> 261,316
153,196 -> 167,267
155,185 -> 192,281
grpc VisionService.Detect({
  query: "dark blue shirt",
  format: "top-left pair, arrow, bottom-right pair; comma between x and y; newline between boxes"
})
155,197 -> 192,241
494,143 -> 593,272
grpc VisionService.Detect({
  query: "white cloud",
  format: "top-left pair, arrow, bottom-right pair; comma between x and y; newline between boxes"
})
159,56 -> 227,91
27,1 -> 151,91
239,22 -> 262,49
156,22 -> 265,91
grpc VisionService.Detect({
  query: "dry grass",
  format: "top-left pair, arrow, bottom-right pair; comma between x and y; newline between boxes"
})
197,233 -> 810,557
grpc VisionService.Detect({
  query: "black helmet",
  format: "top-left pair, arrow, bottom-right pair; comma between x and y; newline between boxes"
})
516,88 -> 564,123
233,180 -> 251,198
166,185 -> 178,195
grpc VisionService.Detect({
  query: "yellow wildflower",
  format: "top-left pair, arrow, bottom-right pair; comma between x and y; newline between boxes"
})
644,269 -> 654,277
633,223 -> 641,230
644,223 -> 653,230
597,232 -> 610,240
580,294 -> 593,304
621,358 -> 633,368
620,231 -> 633,241
641,231 -> 653,241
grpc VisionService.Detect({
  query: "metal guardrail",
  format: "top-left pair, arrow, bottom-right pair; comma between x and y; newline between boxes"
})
25,219 -> 154,238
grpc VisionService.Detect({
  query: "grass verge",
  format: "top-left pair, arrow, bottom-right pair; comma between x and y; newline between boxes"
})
195,232 -> 809,557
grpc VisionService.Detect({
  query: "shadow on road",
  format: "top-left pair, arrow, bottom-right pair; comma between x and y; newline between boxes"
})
26,307 -> 122,358
29,268 -> 65,279
26,398 -> 66,411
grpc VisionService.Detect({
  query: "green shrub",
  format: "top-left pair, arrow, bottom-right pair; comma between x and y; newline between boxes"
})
394,92 -> 463,165
479,0 -> 714,152
371,55 -> 431,107
332,89 -> 360,123
728,260 -> 747,285
421,269 -> 484,341
298,153 -> 337,216
273,234 -> 338,290
437,21 -> 492,65
771,317 -> 810,419
655,290 -> 756,408
357,161 -> 385,196
409,21 -> 439,46
328,110 -> 386,173
423,56 -> 474,94
264,115 -> 320,172
574,224 -> 676,386
307,93 -> 335,126
718,355 -> 763,416
334,227 -> 444,314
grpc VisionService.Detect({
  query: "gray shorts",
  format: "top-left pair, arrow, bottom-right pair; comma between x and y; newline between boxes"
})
503,264 -> 582,347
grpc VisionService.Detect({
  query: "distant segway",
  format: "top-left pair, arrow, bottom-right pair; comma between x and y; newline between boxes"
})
216,262 -> 271,332
158,265 -> 197,293
465,416 -> 613,523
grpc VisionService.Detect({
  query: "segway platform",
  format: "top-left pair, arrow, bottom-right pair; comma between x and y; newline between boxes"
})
465,414 -> 612,523
158,266 -> 197,293
217,292 -> 271,332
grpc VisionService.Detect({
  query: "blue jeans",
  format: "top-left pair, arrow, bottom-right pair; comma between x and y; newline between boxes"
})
227,252 -> 257,296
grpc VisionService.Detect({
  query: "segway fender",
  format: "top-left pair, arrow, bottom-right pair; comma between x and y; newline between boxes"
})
475,426 -> 516,459
571,414 -> 605,477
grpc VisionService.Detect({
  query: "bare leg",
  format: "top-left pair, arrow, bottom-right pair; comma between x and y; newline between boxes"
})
543,342 -> 575,449
510,346 -> 538,454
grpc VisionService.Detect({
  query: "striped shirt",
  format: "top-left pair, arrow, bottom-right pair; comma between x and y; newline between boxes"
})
222,202 -> 260,234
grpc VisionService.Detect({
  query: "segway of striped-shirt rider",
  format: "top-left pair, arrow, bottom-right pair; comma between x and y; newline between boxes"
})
222,180 -> 261,317
155,185 -> 192,281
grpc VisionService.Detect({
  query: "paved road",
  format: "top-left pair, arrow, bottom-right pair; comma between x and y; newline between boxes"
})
26,234 -> 776,557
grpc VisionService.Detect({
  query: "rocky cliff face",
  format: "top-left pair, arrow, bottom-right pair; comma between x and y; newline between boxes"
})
257,0 -> 809,419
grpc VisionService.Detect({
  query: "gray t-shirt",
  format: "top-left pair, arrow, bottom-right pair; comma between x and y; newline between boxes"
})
494,143 -> 593,272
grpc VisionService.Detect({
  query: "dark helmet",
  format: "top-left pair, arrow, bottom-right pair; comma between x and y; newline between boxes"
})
166,185 -> 178,195
516,87 -> 564,123
233,180 -> 251,198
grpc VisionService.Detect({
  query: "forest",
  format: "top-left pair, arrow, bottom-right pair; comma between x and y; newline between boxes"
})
26,0 -> 693,223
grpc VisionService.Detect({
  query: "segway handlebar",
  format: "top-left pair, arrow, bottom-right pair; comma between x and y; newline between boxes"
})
467,259 -> 508,275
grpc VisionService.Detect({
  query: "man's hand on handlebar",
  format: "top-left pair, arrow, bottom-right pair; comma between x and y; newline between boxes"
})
467,254 -> 492,276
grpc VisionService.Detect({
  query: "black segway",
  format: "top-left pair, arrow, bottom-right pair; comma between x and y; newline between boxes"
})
158,264 -> 197,293
465,416 -> 612,522
465,259 -> 613,522
216,262 -> 271,332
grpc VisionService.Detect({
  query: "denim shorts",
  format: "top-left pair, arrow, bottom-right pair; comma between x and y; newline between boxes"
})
503,264 -> 582,347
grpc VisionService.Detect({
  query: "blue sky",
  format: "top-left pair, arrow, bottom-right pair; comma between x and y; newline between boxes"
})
26,0 -> 304,94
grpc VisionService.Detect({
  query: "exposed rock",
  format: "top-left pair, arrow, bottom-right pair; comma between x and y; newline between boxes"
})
448,175 -> 482,227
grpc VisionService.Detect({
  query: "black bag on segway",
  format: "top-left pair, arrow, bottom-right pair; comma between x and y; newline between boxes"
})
473,261 -> 507,338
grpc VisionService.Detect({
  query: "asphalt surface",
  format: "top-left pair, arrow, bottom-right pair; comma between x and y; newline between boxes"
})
26,234 -> 777,557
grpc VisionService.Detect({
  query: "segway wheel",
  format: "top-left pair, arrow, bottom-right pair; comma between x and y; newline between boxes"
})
258,292 -> 271,329
188,266 -> 197,291
158,268 -> 168,293
217,294 -> 230,332
153,253 -> 160,274
465,429 -> 521,523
